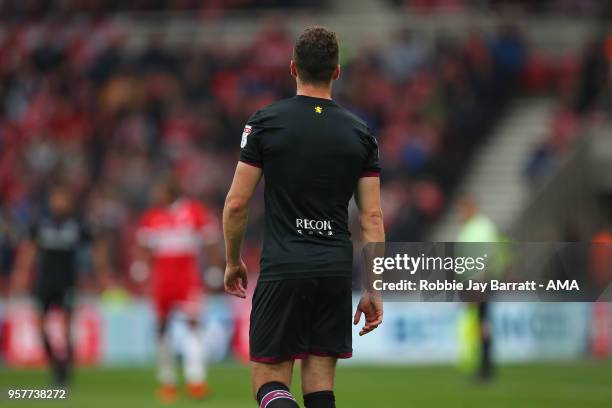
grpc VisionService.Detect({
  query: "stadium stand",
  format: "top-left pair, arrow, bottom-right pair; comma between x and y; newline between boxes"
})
0,2 -> 609,294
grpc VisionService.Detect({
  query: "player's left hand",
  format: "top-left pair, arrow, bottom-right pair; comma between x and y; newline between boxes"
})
354,292 -> 383,336
224,259 -> 248,299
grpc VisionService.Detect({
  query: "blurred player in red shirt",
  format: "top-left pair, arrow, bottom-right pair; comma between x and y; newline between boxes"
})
136,178 -> 220,402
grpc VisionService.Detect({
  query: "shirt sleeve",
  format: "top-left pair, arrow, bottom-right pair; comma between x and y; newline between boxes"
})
361,132 -> 381,177
239,111 -> 263,168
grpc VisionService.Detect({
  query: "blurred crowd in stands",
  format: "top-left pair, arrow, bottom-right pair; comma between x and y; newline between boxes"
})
389,0 -> 612,16
2,0 -> 609,18
0,3 -> 606,294
524,31 -> 612,182
0,16 -> 527,292
0,0 -> 328,19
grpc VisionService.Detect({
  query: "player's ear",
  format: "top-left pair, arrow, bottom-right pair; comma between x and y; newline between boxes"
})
332,64 -> 340,81
290,60 -> 298,78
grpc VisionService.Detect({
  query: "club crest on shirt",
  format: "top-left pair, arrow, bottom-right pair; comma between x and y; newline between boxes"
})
240,125 -> 252,148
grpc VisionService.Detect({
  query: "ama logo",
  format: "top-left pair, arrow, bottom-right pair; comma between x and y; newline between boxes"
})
240,125 -> 252,148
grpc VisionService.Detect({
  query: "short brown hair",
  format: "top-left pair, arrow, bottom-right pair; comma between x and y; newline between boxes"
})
293,26 -> 339,85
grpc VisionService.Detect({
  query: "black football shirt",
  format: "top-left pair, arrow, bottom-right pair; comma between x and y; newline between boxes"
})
30,215 -> 91,294
239,95 -> 380,281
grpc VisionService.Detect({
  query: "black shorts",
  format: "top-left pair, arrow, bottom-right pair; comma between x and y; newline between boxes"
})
35,288 -> 75,313
250,276 -> 353,363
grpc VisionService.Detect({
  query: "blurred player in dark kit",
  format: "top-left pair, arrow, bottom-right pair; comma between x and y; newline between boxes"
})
223,26 -> 385,408
12,185 -> 107,386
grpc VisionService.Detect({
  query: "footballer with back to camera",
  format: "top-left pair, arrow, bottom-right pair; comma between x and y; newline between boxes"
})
223,26 -> 385,408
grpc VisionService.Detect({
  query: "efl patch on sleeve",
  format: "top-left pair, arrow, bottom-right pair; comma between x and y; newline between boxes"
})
240,125 -> 252,148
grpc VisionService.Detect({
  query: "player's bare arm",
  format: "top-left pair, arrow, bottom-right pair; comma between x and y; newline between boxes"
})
354,176 -> 385,336
10,239 -> 36,295
223,161 -> 263,298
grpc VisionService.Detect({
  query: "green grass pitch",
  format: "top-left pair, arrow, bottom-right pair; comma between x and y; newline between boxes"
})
1,362 -> 611,407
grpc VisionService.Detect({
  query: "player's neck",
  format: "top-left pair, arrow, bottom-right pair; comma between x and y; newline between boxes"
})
296,83 -> 332,100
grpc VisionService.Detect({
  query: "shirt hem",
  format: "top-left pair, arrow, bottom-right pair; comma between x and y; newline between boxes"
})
257,269 -> 352,282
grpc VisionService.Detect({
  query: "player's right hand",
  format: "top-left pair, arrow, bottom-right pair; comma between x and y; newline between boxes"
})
224,259 -> 248,299
354,292 -> 383,336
